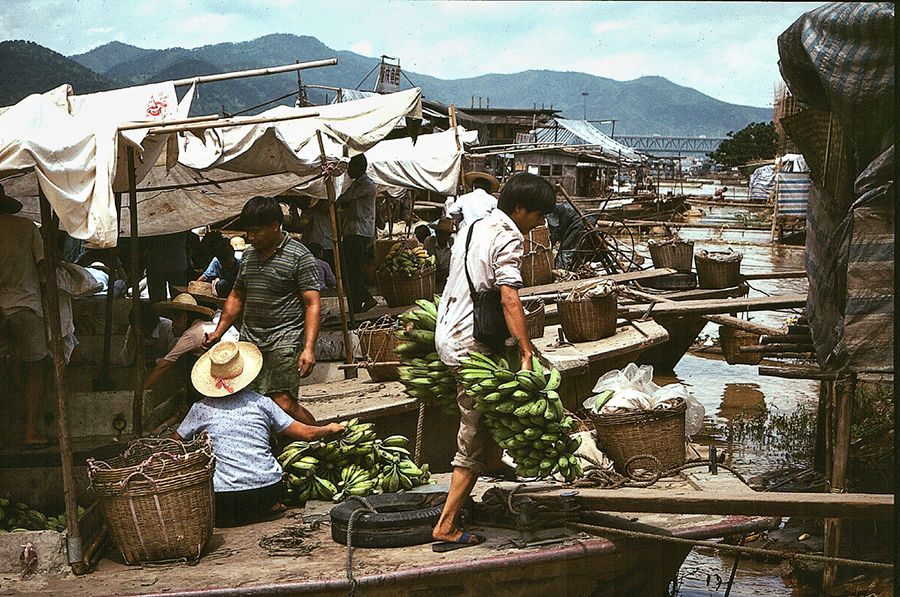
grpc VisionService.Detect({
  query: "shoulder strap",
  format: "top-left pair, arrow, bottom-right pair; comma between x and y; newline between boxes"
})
463,219 -> 479,296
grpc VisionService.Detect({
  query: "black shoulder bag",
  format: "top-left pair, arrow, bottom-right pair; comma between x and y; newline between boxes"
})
464,220 -> 510,354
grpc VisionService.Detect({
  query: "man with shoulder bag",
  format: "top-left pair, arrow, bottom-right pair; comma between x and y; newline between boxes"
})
431,172 -> 556,550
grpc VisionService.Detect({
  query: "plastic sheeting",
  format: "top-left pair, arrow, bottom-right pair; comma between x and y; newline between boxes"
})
777,2 -> 894,371
534,119 -> 643,163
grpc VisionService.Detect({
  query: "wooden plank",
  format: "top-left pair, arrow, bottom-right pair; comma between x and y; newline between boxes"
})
742,271 -> 807,280
618,293 -> 807,317
519,269 -> 676,300
520,487 -> 893,519
533,321 -> 668,374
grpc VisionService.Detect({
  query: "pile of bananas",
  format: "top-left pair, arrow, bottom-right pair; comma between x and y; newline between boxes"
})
395,298 -> 458,415
381,242 -> 436,276
278,419 -> 431,504
458,352 -> 584,482
0,494 -> 81,533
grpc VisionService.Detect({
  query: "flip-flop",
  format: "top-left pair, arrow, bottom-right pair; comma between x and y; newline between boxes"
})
432,532 -> 486,552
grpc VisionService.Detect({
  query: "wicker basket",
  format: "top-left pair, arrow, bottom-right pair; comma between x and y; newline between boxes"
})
648,239 -> 694,273
695,250 -> 743,288
719,325 -> 764,365
521,225 -> 554,287
558,294 -> 617,342
377,265 -> 436,308
374,238 -> 418,264
590,399 -> 687,474
357,325 -> 402,381
87,434 -> 215,565
522,298 -> 546,340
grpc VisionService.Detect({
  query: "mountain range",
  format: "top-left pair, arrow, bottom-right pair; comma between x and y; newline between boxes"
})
3,34 -> 771,137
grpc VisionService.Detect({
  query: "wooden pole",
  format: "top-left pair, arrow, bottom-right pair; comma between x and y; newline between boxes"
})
127,146 -> 145,438
168,59 -> 338,88
315,131 -> 353,365
823,371 -> 856,595
37,189 -> 87,575
99,193 -> 122,389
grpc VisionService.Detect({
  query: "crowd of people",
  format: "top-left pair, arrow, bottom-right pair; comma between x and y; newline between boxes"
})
0,164 -> 547,539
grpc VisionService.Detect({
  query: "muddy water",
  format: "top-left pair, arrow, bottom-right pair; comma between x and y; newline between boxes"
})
623,203 -> 817,596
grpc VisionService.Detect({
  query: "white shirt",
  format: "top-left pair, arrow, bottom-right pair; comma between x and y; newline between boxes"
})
446,188 -> 498,231
435,208 -> 524,367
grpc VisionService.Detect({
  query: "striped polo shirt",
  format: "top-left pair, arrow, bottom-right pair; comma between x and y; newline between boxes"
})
234,233 -> 320,351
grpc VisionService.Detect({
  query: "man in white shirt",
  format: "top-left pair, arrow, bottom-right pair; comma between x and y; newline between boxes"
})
143,293 -> 216,392
432,172 -> 556,550
446,172 -> 500,231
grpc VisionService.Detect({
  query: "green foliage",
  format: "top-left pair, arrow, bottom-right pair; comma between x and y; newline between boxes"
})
730,400 -> 816,468
707,121 -> 778,166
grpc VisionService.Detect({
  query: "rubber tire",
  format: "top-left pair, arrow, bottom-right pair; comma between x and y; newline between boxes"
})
330,492 -> 446,548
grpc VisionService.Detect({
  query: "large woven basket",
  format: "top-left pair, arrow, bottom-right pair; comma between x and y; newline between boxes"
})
719,325 -> 763,365
590,399 -> 687,474
87,434 -> 215,565
357,324 -> 402,381
558,294 -> 617,342
377,265 -> 436,308
522,298 -> 546,340
648,239 -> 694,273
695,250 -> 743,288
521,225 -> 554,287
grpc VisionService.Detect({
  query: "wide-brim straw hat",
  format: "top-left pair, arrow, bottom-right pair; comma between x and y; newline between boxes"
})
154,292 -> 215,320
192,341 -> 262,397
463,171 -> 500,193
184,280 -> 227,308
230,236 -> 248,251
0,184 -> 23,214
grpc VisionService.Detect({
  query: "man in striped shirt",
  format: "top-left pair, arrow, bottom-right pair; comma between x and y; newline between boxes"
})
203,196 -> 322,425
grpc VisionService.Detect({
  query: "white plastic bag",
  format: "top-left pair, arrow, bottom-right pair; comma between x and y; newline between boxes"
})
654,383 -> 705,435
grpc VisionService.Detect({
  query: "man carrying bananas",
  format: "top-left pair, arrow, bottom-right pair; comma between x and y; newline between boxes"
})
431,172 -> 556,550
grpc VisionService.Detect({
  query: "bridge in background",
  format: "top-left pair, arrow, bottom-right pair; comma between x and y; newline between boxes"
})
614,135 -> 727,156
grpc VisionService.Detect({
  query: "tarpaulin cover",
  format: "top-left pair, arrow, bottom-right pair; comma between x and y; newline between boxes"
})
749,165 -> 776,202
365,127 -> 477,195
534,119 -> 643,163
0,82 -> 188,247
777,1 -> 894,371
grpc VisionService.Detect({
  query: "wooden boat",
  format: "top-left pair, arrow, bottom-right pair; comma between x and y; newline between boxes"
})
25,470 -> 781,597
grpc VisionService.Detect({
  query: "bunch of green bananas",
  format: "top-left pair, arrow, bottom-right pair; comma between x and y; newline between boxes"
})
0,494 -> 81,533
395,298 -> 458,415
381,242 -> 436,276
277,420 -> 432,504
458,352 -> 584,482
372,434 -> 430,493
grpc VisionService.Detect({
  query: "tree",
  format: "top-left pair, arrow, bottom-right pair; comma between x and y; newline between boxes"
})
707,121 -> 778,167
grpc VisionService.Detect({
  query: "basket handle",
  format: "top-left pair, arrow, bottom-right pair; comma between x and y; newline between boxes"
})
119,470 -> 160,491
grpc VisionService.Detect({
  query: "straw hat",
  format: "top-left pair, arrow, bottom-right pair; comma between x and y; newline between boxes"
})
431,218 -> 455,234
463,171 -> 500,193
0,184 -> 23,214
230,236 -> 248,251
154,293 -> 215,320
191,341 -> 262,398
173,282 -> 226,308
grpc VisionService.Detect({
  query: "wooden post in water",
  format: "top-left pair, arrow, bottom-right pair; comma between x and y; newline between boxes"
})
37,189 -> 87,574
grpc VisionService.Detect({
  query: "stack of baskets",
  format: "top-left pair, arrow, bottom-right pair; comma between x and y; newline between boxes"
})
719,325 -> 764,365
695,249 -> 743,289
522,298 -> 546,340
589,399 -> 687,475
558,293 -> 617,342
377,266 -> 436,308
357,320 -> 403,381
521,225 -> 554,287
87,433 -> 215,565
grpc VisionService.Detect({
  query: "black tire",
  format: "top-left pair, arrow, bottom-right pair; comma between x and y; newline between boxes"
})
330,492 -> 446,548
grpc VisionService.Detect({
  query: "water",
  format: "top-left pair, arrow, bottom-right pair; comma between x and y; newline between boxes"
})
622,204 -> 818,596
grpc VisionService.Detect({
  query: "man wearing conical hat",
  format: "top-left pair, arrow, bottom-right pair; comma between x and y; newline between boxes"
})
174,341 -> 344,527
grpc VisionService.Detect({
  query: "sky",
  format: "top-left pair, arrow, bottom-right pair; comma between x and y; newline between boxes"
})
2,1 -> 825,108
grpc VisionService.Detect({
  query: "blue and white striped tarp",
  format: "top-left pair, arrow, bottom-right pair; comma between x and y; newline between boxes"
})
775,172 -> 810,218
749,165 -> 776,202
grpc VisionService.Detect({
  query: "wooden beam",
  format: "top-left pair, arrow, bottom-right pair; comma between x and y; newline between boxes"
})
759,367 -> 838,381
518,269 -> 676,300
168,58 -> 338,88
519,487 -> 893,519
618,293 -> 806,317
742,271 -> 807,280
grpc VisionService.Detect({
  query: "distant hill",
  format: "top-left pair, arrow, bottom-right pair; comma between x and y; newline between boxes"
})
0,40 -> 114,106
5,35 -> 771,137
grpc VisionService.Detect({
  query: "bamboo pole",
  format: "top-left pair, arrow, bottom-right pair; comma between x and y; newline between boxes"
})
167,59 -> 338,88
99,193 -> 122,390
144,111 -> 319,135
117,114 -> 220,131
37,189 -> 87,575
126,146 -> 145,437
315,131 -> 353,365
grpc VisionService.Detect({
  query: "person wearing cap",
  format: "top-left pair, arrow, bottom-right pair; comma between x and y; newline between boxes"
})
337,153 -> 378,313
173,341 -> 344,527
202,196 -> 322,426
446,172 -> 500,231
142,293 -> 216,392
423,218 -> 455,291
0,184 -> 53,447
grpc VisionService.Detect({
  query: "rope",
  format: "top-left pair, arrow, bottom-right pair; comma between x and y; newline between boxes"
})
414,402 -> 425,466
570,458 -> 755,490
345,496 -> 377,597
570,522 -> 893,571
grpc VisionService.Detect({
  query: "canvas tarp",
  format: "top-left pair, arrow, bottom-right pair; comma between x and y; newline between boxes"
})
534,119 -> 643,163
0,82 -> 188,247
365,127 -> 478,195
777,1 -> 894,371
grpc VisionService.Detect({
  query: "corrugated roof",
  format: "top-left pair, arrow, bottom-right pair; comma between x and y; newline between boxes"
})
535,119 -> 643,163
